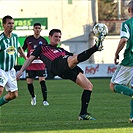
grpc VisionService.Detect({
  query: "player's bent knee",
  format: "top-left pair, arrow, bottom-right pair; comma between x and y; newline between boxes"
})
12,94 -> 18,99
11,92 -> 18,99
0,86 -> 4,96
85,83 -> 93,91
109,83 -> 115,92
14,92 -> 18,98
90,83 -> 93,90
0,90 -> 3,96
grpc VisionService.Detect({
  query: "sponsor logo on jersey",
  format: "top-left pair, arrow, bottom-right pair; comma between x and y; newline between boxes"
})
6,46 -> 16,55
51,49 -> 59,53
39,41 -> 43,45
34,45 -> 37,49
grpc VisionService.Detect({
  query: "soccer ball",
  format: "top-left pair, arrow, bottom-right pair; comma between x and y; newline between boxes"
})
93,23 -> 108,37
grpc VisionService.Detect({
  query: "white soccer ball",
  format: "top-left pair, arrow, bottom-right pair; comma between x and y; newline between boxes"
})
93,23 -> 108,37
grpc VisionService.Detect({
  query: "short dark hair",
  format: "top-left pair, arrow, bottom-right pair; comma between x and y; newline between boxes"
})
128,0 -> 133,12
34,23 -> 41,27
49,29 -> 61,36
2,15 -> 13,24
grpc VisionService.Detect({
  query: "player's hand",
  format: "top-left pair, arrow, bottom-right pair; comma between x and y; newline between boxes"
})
114,54 -> 119,65
16,71 -> 23,80
19,54 -> 28,60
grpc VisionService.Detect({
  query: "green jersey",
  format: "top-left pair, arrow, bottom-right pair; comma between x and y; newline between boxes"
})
120,17 -> 133,66
0,32 -> 20,71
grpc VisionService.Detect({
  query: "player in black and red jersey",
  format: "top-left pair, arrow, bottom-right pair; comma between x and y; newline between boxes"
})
22,23 -> 49,106
17,29 -> 104,120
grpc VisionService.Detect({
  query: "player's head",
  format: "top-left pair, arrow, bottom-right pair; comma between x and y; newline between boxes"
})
33,23 -> 42,36
2,15 -> 13,24
128,0 -> 133,13
34,23 -> 41,27
49,29 -> 61,36
49,29 -> 62,46
2,15 -> 14,33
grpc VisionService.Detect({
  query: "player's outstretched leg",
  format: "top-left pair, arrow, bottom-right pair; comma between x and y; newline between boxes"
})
95,33 -> 105,51
77,35 -> 104,63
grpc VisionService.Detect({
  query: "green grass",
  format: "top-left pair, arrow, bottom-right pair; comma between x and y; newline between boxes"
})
1,79 -> 133,133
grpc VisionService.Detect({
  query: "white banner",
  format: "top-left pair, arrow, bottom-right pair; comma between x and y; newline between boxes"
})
78,64 -> 117,78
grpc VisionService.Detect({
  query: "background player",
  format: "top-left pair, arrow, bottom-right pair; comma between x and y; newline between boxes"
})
22,23 -> 49,106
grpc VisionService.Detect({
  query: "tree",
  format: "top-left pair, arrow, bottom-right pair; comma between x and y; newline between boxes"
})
98,0 -> 128,20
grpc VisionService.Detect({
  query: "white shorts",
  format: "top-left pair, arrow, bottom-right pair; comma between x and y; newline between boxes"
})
131,76 -> 133,87
111,65 -> 133,86
0,68 -> 18,92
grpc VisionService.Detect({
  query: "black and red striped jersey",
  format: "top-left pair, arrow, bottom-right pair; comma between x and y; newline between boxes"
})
22,35 -> 48,70
31,44 -> 73,70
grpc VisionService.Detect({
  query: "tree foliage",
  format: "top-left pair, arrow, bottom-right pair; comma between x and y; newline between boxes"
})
98,0 -> 128,20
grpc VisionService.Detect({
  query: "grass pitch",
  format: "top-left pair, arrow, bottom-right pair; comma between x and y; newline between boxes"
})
1,79 -> 133,133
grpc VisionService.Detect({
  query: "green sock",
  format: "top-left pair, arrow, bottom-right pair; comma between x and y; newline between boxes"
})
130,99 -> 133,118
0,96 -> 9,106
114,84 -> 133,97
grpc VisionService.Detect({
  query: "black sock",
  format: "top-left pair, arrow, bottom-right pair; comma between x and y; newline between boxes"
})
40,80 -> 47,101
27,84 -> 35,97
77,45 -> 97,63
80,90 -> 92,115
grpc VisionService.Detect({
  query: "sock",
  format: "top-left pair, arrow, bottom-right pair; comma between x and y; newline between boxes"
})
27,84 -> 35,97
0,96 -> 9,106
40,80 -> 47,101
77,45 -> 97,63
114,84 -> 133,97
130,98 -> 133,118
80,90 -> 92,115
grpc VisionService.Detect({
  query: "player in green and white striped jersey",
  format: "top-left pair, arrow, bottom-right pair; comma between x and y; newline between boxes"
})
131,77 -> 133,89
0,15 -> 26,106
110,0 -> 133,123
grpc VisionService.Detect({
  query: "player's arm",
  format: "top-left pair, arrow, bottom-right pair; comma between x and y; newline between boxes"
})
60,48 -> 73,56
114,22 -> 129,65
17,40 -> 27,60
114,38 -> 127,65
22,38 -> 28,51
18,47 -> 27,60
17,45 -> 42,79
16,55 -> 36,80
